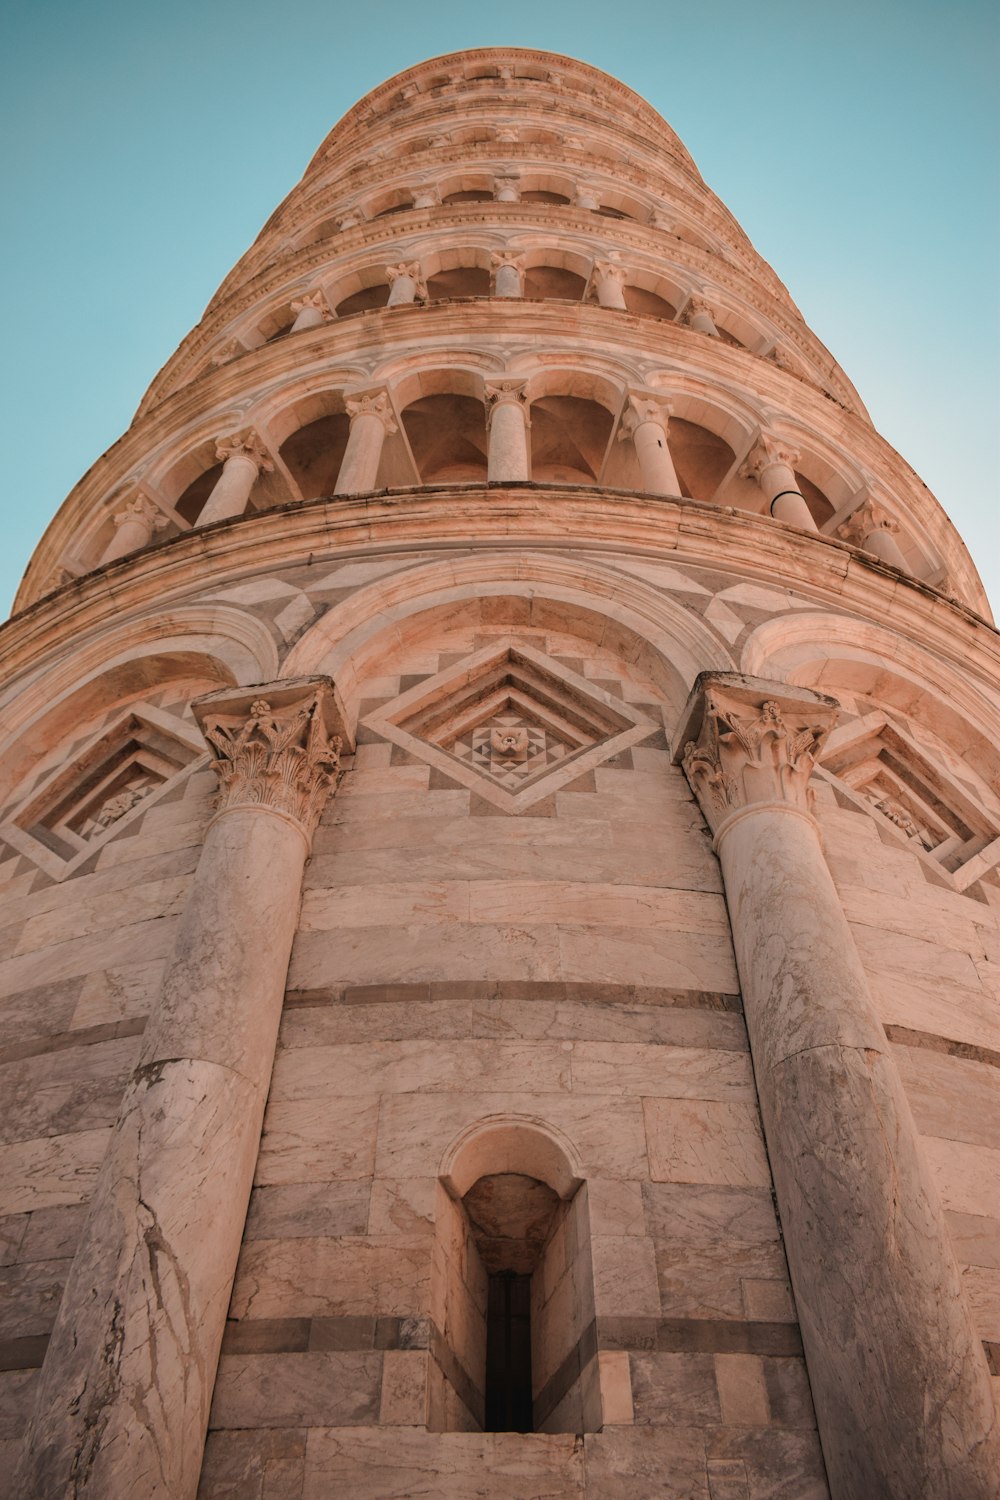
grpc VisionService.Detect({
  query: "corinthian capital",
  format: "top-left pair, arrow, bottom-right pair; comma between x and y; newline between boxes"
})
837,499 -> 900,546
483,378 -> 530,425
194,676 -> 348,845
739,434 -> 800,482
215,428 -> 274,473
490,250 -> 526,271
290,290 -> 333,320
592,259 -> 626,287
345,389 -> 398,434
112,491 -> 168,534
385,260 -> 427,295
619,393 -> 672,440
673,674 -> 838,837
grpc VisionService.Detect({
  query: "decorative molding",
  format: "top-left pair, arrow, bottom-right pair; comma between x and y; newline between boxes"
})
675,673 -> 838,836
195,677 -> 345,843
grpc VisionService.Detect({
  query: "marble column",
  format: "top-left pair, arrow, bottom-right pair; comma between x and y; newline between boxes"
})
484,378 -> 530,481
591,258 -> 628,310
16,677 -> 347,1500
491,250 -> 526,298
675,673 -> 999,1500
618,393 -> 681,496
386,260 -> 427,306
335,390 -> 397,494
740,434 -> 818,531
289,290 -> 333,332
99,492 -> 168,563
680,293 -> 720,337
574,181 -> 601,211
838,498 -> 910,570
196,430 -> 273,527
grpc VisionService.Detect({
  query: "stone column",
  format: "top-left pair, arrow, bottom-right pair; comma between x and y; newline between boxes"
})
675,673 -> 999,1500
335,203 -> 366,231
491,250 -> 526,298
411,182 -> 441,209
740,434 -> 818,531
335,390 -> 397,494
196,429 -> 274,528
494,173 -> 521,203
838,498 -> 909,570
100,492 -> 168,563
16,678 -> 346,1500
574,180 -> 601,211
591,259 -> 628,309
386,260 -> 427,306
289,290 -> 333,332
680,293 -> 720,337
484,378 -> 530,482
618,394 -> 681,496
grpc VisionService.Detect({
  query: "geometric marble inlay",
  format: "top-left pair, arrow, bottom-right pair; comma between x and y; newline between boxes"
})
0,701 -> 208,879
365,641 -> 657,812
819,709 -> 1000,886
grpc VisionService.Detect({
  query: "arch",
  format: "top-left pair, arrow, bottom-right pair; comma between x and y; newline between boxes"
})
282,550 -> 734,737
431,1115 -> 601,1434
0,605 -> 278,808
740,613 -> 1000,793
441,1115 -> 583,1199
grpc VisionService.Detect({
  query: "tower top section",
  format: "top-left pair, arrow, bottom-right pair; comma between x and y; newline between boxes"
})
11,47 -> 993,622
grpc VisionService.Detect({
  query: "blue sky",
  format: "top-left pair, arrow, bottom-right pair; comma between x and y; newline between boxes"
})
1,0 -> 997,615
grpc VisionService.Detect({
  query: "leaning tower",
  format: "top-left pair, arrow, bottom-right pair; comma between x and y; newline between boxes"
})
3,47 -> 998,1500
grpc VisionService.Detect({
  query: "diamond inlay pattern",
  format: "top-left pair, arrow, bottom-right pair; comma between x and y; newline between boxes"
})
453,711 -> 571,789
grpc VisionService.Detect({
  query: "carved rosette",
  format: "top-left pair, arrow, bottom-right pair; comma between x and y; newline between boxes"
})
196,681 -> 343,843
675,675 -> 838,838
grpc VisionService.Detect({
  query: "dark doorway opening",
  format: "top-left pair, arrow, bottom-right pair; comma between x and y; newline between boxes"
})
485,1272 -> 533,1431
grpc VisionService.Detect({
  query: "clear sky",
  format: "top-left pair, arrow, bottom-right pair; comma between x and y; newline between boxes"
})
1,0 -> 997,617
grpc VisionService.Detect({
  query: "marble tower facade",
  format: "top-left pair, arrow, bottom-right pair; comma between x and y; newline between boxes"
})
1,49 -> 999,1500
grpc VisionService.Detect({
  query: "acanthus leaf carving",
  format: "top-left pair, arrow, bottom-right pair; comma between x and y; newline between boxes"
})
678,677 -> 838,836
197,682 -> 343,842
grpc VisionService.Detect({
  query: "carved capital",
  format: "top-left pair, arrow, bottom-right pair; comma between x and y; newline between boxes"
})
739,434 -> 800,483
335,205 -> 367,231
680,294 -> 717,328
410,182 -> 441,208
495,125 -> 519,142
385,261 -> 427,297
490,250 -> 526,271
592,259 -> 626,288
345,389 -> 398,435
194,676 -> 348,845
673,674 -> 839,838
483,378 -> 530,426
837,499 -> 900,545
619,393 -> 672,441
290,290 -> 332,320
208,338 -> 247,369
111,492 -> 168,533
215,428 -> 274,473
493,174 -> 521,200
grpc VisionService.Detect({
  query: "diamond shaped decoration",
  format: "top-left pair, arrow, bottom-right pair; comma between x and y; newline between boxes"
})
819,710 -> 1000,887
364,642 -> 657,812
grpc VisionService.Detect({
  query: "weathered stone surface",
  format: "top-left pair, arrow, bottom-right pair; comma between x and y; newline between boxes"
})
209,1352 -> 381,1429
302,1428 -> 585,1499
198,1427 -> 306,1500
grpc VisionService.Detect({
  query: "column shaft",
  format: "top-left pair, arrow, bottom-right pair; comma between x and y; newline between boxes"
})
678,677 -> 999,1500
335,394 -> 396,494
485,383 -> 530,482
197,453 -> 260,526
494,263 -> 521,297
16,681 -> 344,1499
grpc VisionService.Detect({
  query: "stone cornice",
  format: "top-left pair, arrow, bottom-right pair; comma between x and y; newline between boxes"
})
3,489 -> 996,701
